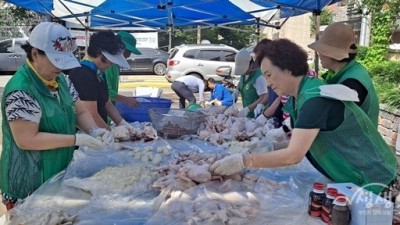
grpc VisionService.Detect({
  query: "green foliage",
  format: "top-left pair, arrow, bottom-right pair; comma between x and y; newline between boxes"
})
159,25 -> 257,50
367,61 -> 400,108
356,46 -> 368,61
309,9 -> 332,34
0,2 -> 41,37
363,11 -> 392,66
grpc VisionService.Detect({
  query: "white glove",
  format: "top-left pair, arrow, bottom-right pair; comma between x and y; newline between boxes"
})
111,125 -> 131,141
90,128 -> 114,145
118,119 -> 130,126
238,107 -> 250,117
255,113 -> 268,125
254,104 -> 264,118
282,117 -> 292,131
265,127 -> 286,142
210,153 -> 245,176
117,119 -> 137,134
75,133 -> 105,149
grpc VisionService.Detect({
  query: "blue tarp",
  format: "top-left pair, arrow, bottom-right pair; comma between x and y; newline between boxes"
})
5,0 -> 341,28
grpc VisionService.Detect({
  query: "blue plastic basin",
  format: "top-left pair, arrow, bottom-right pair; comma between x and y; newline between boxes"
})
115,97 -> 172,122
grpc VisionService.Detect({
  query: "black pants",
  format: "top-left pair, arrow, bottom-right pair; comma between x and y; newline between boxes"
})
171,81 -> 196,109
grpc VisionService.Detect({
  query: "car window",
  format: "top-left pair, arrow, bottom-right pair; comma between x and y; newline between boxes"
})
183,49 -> 197,59
14,42 -> 25,53
0,40 -> 13,53
197,50 -> 221,61
222,50 -> 236,62
169,48 -> 179,59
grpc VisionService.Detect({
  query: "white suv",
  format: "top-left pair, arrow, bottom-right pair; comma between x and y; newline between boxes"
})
165,44 -> 238,82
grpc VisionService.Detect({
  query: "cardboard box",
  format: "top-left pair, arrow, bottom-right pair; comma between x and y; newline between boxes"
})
327,183 -> 393,225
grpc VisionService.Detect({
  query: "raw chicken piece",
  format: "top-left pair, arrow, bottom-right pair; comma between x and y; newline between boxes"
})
186,164 -> 212,183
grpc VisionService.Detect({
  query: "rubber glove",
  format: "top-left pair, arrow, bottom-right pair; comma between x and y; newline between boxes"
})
255,113 -> 268,125
90,128 -> 114,145
265,127 -> 286,142
111,125 -> 131,140
282,117 -> 292,131
75,133 -> 105,149
253,103 -> 264,118
118,119 -> 137,133
210,153 -> 244,176
238,106 -> 250,117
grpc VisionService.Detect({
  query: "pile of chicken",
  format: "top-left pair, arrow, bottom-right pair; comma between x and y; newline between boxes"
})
112,122 -> 158,142
197,106 -> 275,146
150,152 -> 274,225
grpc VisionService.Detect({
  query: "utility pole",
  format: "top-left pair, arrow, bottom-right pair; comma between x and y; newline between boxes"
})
197,25 -> 201,44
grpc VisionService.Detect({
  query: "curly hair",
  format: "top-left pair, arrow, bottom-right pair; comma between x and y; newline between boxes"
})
256,39 -> 308,77
253,38 -> 272,56
87,30 -> 124,57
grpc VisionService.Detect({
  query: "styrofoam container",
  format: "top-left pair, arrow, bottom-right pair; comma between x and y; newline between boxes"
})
133,87 -> 163,98
327,183 -> 393,225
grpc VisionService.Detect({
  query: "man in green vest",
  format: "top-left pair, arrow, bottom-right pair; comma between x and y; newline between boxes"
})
105,31 -> 142,106
308,22 -> 379,126
232,49 -> 268,118
210,39 -> 397,195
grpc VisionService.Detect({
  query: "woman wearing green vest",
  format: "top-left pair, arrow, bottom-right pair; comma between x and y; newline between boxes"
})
105,31 -> 141,106
210,39 -> 397,195
308,22 -> 379,126
232,49 -> 268,118
0,22 -> 114,210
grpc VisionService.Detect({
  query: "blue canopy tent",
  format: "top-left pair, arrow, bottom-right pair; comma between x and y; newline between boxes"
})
5,0 -> 340,29
5,0 -> 340,70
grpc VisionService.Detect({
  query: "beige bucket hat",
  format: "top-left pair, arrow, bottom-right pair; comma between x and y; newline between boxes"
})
308,22 -> 357,60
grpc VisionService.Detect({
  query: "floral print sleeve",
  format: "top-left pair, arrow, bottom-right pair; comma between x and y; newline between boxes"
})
5,90 -> 41,123
65,76 -> 79,102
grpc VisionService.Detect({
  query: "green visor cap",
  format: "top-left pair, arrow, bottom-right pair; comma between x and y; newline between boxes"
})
117,31 -> 142,55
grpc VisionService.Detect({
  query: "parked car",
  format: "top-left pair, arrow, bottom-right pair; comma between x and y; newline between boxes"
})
120,47 -> 168,75
0,38 -> 28,74
165,44 -> 238,82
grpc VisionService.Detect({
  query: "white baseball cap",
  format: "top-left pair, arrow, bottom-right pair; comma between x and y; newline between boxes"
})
29,22 -> 80,70
101,50 -> 130,69
234,49 -> 252,75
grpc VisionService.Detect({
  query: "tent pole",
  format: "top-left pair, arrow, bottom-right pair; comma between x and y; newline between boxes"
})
197,25 -> 201,44
256,18 -> 260,42
314,12 -> 320,74
168,27 -> 172,51
85,14 -> 89,55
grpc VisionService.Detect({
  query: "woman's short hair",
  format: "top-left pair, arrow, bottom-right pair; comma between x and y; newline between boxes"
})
256,39 -> 309,77
21,42 -> 46,61
87,30 -> 125,58
338,43 -> 358,63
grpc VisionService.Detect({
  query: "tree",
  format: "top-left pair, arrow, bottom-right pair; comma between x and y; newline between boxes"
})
159,25 -> 257,50
309,9 -> 333,34
0,1 -> 41,37
356,0 -> 400,65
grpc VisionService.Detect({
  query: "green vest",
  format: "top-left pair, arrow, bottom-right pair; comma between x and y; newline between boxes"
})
239,69 -> 262,118
285,76 -> 397,194
105,64 -> 120,104
0,64 -> 77,199
324,60 -> 379,126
